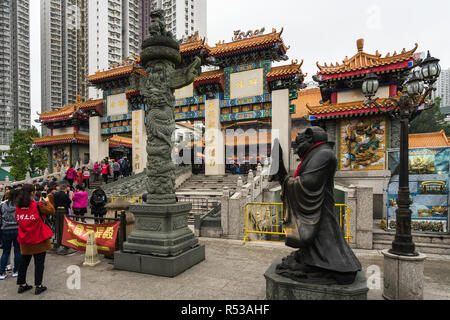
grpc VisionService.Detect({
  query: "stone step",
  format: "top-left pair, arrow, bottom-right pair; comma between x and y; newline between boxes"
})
373,228 -> 450,245
373,240 -> 450,255
176,191 -> 222,197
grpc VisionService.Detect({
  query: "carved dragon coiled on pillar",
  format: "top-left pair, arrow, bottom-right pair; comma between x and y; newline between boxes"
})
130,9 -> 201,204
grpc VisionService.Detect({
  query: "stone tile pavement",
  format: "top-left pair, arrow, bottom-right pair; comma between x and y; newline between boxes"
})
0,237 -> 449,300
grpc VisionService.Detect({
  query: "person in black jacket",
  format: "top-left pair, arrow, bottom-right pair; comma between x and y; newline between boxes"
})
90,187 -> 107,224
53,184 -> 72,214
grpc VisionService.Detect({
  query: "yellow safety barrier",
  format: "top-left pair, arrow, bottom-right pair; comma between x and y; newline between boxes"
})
243,203 -> 352,244
243,203 -> 284,243
110,195 -> 143,204
335,204 -> 353,244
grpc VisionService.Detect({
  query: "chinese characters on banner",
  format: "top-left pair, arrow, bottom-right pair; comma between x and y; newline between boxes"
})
62,216 -> 120,255
205,99 -> 223,175
132,109 -> 147,174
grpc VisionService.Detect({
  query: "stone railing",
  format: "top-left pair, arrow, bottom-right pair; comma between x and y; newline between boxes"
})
103,165 -> 192,198
0,169 -> 62,190
335,184 -> 374,250
220,163 -> 271,240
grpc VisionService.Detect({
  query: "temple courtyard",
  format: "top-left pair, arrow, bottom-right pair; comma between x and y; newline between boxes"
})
0,237 -> 449,300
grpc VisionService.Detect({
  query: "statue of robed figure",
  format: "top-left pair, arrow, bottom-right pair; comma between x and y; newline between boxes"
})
269,127 -> 362,285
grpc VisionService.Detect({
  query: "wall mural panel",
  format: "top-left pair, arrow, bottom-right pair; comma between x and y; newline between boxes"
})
339,116 -> 387,171
52,146 -> 70,173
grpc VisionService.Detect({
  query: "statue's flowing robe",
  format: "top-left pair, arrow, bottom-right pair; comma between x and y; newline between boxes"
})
281,143 -> 361,273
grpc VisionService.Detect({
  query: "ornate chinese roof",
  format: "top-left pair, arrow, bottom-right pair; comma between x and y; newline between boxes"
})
38,97 -> 104,123
32,133 -> 90,146
409,130 -> 450,149
109,135 -> 132,148
195,69 -> 224,83
209,28 -> 288,57
193,69 -> 224,90
316,39 -> 418,80
307,98 -> 395,119
180,32 -> 210,55
266,60 -> 304,82
291,88 -> 322,119
87,56 -> 146,83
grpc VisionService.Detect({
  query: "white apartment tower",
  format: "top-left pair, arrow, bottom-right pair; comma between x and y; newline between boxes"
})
88,0 -> 140,99
140,0 -> 207,43
435,68 -> 450,108
41,0 -> 88,116
0,0 -> 31,145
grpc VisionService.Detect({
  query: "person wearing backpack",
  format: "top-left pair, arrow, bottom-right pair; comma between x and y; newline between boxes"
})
15,184 -> 55,295
112,160 -> 121,181
90,187 -> 107,224
0,189 -> 20,280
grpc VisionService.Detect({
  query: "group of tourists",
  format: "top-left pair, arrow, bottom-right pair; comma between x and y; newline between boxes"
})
64,166 -> 91,189
61,156 -> 131,190
0,181 -> 108,295
92,157 -> 131,185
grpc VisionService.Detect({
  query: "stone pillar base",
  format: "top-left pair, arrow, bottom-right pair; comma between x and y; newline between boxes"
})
123,202 -> 198,256
114,245 -> 205,277
264,259 -> 369,300
382,249 -> 426,300
114,202 -> 205,277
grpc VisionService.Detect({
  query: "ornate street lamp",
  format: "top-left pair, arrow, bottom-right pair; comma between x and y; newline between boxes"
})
363,51 -> 440,256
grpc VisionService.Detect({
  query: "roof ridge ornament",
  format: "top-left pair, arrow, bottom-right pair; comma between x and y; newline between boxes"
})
357,38 -> 364,52
232,27 -> 266,41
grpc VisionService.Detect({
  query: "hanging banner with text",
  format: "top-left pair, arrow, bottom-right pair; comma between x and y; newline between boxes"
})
62,217 -> 120,255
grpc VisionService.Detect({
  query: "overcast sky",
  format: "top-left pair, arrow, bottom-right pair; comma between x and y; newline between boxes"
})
30,0 -> 450,127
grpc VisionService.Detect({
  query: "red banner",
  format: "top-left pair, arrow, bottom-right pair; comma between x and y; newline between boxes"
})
62,216 -> 120,255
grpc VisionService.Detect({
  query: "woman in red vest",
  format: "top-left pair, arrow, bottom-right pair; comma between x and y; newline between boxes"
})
15,184 -> 55,295
101,160 -> 110,184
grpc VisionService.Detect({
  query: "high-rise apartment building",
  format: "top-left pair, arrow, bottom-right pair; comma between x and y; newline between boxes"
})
88,0 -> 140,99
0,0 -> 31,145
435,68 -> 450,108
41,0 -> 88,118
139,0 -> 207,45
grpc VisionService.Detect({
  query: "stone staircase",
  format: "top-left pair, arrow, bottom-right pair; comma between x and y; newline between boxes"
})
176,174 -> 247,201
176,174 -> 247,224
373,223 -> 450,255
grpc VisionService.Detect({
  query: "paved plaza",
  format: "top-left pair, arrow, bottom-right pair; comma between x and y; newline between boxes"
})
0,237 -> 449,300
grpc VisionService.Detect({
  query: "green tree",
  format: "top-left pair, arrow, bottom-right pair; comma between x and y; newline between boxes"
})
8,127 -> 48,181
409,97 -> 450,135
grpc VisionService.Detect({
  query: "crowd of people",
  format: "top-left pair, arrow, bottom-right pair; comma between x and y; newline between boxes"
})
0,179 -> 108,295
0,156 -> 133,295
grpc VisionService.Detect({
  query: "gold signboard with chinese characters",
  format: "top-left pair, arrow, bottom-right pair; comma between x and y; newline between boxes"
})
230,68 -> 263,99
174,83 -> 194,100
107,93 -> 129,117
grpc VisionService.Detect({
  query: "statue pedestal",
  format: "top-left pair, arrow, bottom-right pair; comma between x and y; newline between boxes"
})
114,202 -> 205,277
382,249 -> 426,300
264,259 -> 369,300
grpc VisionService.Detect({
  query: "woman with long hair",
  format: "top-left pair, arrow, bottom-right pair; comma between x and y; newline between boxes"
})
15,184 -> 55,295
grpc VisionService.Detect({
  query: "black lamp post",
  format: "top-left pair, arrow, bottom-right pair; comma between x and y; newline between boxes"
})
362,51 -> 441,256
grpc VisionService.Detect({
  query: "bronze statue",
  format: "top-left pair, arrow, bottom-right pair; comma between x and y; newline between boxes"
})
269,127 -> 362,285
